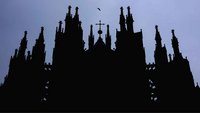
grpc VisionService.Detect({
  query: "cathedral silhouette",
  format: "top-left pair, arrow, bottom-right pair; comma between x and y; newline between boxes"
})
0,5 -> 200,111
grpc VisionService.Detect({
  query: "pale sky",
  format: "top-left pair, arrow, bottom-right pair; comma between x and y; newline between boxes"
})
0,0 -> 200,84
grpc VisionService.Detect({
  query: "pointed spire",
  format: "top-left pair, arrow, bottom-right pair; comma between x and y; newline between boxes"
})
75,7 -> 79,16
127,6 -> 131,16
90,24 -> 93,36
155,25 -> 159,32
155,25 -> 160,38
38,27 -> 44,42
106,24 -> 111,50
65,5 -> 72,33
126,6 -> 134,33
171,29 -> 181,59
24,31 -> 27,39
120,7 -> 124,15
21,31 -> 28,46
172,29 -> 175,37
89,25 -> 94,50
41,26 -> 44,34
155,25 -> 162,48
107,24 -> 110,36
119,7 -> 126,31
18,31 -> 28,59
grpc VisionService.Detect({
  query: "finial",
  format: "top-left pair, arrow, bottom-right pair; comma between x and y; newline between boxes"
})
127,6 -> 131,15
90,24 -> 93,36
172,29 -> 175,37
68,5 -> 72,14
107,24 -> 110,35
107,24 -> 109,29
24,31 -> 27,38
41,26 -> 44,33
155,25 -> 158,31
120,7 -> 123,14
75,7 -> 79,15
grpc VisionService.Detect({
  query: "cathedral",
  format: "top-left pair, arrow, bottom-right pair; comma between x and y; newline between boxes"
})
0,5 -> 199,111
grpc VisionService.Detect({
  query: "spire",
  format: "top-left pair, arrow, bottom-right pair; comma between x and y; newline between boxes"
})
154,26 -> 168,66
32,27 -> 46,66
58,21 -> 62,32
38,27 -> 44,42
21,31 -> 28,48
119,7 -> 126,31
126,6 -> 134,33
155,25 -> 162,48
65,5 -> 72,33
106,24 -> 110,36
24,31 -> 27,38
88,25 -> 94,50
75,7 -> 79,16
171,29 -> 181,59
73,6 -> 80,31
18,31 -> 28,59
172,29 -> 175,37
106,25 -> 111,50
90,24 -> 93,36
40,27 -> 44,35
120,7 -> 124,15
74,7 -> 80,24
127,6 -> 131,16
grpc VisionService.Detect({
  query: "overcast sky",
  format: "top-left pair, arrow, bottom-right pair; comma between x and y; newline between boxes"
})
0,0 -> 200,84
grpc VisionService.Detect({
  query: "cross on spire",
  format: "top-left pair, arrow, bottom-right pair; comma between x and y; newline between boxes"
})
96,20 -> 105,37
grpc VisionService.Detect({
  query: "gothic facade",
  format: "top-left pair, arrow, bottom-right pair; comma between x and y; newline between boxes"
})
0,5 -> 199,111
